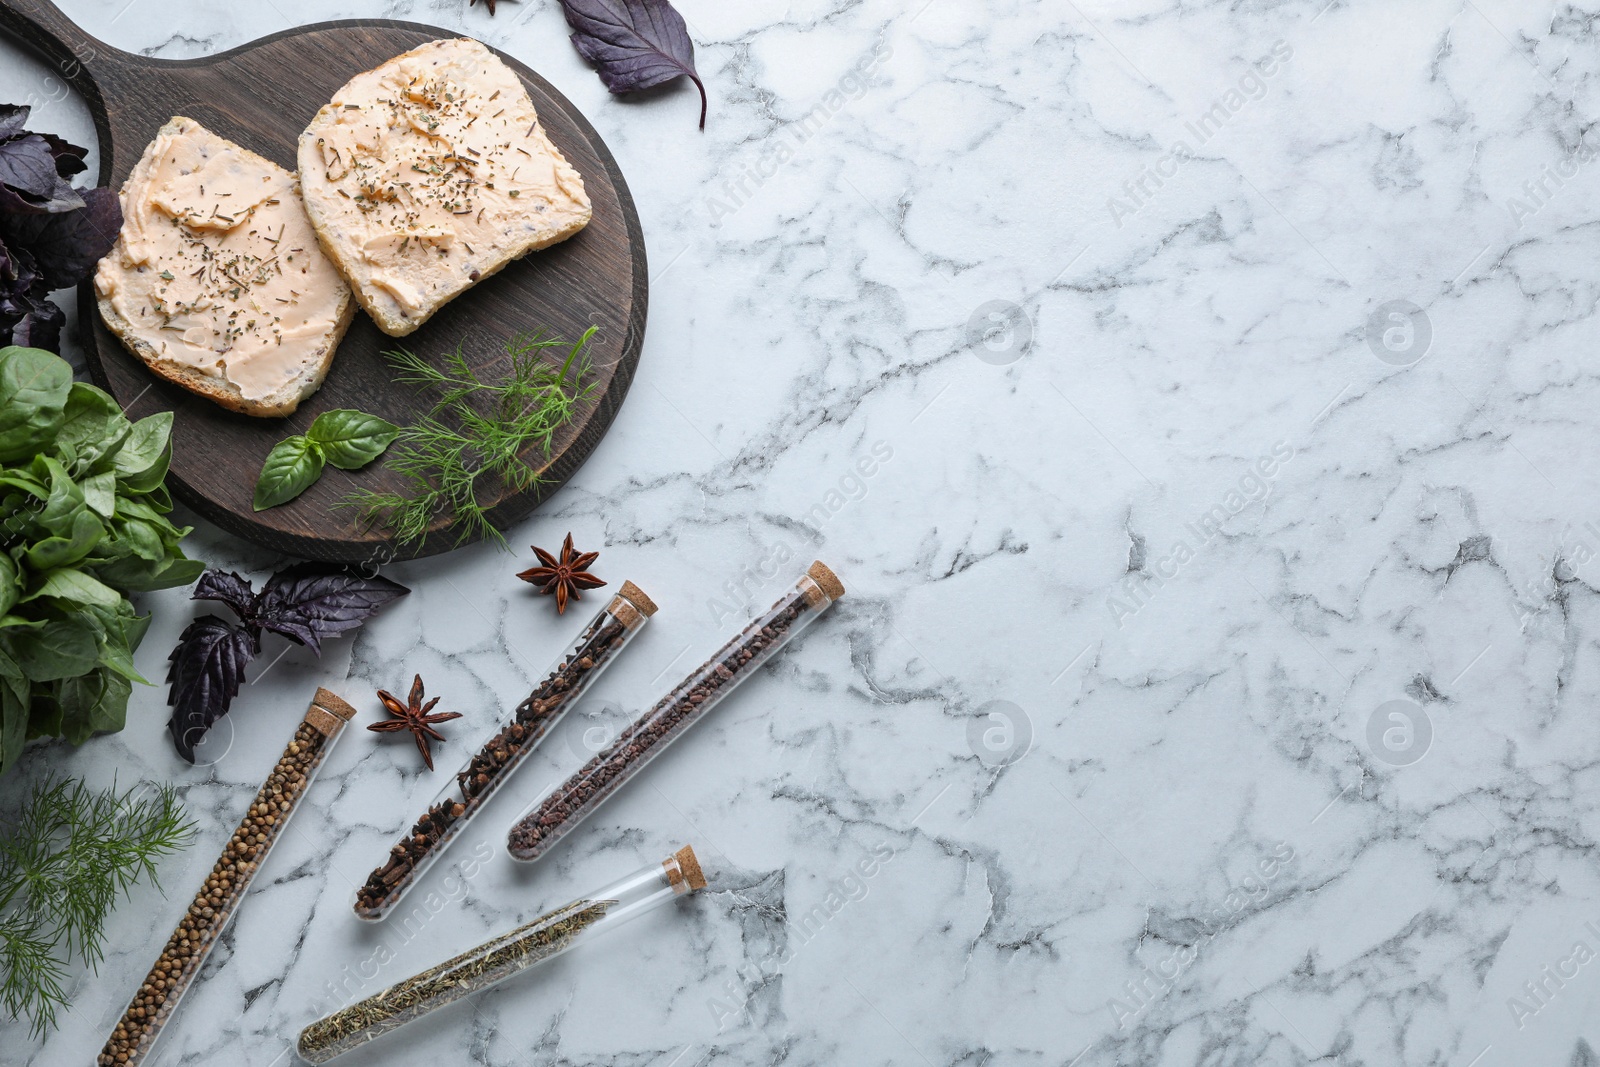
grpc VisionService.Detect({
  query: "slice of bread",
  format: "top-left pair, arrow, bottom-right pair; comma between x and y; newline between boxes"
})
297,38 -> 592,337
94,117 -> 355,418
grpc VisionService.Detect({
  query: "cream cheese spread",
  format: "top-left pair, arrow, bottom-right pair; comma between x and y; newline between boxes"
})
94,118 -> 350,403
298,38 -> 591,331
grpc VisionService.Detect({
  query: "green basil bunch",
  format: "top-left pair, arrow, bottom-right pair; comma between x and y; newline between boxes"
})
0,346 -> 205,776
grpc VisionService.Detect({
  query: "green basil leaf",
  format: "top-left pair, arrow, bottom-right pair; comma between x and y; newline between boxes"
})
59,382 -> 130,464
148,513 -> 191,543
0,641 -> 27,702
26,509 -> 104,571
79,605 -> 149,685
96,672 -> 132,733
112,516 -> 165,562
305,409 -> 400,470
27,686 -> 63,742
37,456 -> 84,536
114,495 -> 164,525
143,482 -> 174,513
0,470 -> 45,498
92,552 -> 203,593
0,496 -> 39,546
87,555 -> 158,592
61,670 -> 133,737
24,567 -> 123,610
93,626 -> 147,685
0,554 -> 18,618
12,614 -> 99,681
0,678 -> 26,775
124,609 -> 152,652
130,554 -> 205,593
55,677 -> 91,745
114,411 -> 174,491
254,435 -> 325,510
0,347 -> 71,462
158,557 -> 206,588
82,470 -> 116,517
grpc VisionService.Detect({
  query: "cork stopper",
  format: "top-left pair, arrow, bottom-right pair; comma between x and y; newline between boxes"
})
313,688 -> 357,721
307,688 -> 357,735
619,580 -> 658,617
806,561 -> 845,602
665,844 -> 707,893
611,581 -> 657,629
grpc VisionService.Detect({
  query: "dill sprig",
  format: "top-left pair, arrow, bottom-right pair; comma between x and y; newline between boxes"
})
342,328 -> 597,548
0,776 -> 196,1037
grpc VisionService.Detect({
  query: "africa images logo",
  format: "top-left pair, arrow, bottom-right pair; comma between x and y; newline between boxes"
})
1106,41 -> 1293,228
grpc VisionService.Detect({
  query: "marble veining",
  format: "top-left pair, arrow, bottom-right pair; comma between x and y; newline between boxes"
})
5,0 -> 1600,1063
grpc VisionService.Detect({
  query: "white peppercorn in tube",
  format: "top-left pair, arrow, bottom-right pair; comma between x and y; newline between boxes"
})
97,688 -> 358,1067
506,561 -> 844,863
354,582 -> 658,920
297,845 -> 708,1064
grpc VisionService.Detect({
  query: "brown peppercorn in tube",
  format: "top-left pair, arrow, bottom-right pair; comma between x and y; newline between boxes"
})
353,582 -> 658,920
506,562 -> 843,863
97,688 -> 358,1067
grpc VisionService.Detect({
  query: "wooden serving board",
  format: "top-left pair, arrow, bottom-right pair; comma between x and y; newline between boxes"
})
0,0 -> 646,562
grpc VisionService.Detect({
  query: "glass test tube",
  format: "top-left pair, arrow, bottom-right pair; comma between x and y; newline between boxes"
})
354,581 -> 658,920
506,561 -> 844,863
299,845 -> 707,1063
97,688 -> 358,1067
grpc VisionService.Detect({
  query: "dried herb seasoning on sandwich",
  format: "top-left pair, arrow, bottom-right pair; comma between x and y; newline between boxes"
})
297,39 -> 591,336
94,117 -> 355,417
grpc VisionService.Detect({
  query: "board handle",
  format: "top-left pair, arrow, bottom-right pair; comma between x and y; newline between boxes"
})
0,0 -> 133,181
0,0 -> 117,122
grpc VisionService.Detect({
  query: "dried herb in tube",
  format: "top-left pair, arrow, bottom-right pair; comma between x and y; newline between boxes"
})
97,689 -> 359,1067
506,561 -> 844,863
299,845 -> 707,1064
354,582 -> 658,919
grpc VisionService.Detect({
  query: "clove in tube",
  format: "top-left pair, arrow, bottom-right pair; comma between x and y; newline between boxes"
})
354,581 -> 657,920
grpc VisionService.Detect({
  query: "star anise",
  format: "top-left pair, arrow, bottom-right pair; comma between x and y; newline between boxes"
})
517,533 -> 605,614
368,675 -> 463,771
469,0 -> 498,14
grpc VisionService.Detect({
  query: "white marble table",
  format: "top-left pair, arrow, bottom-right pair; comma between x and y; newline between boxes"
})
5,0 -> 1600,1063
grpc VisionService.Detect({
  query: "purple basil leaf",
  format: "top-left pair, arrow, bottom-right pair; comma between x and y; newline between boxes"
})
166,615 -> 259,763
0,233 -> 62,349
560,0 -> 707,128
36,175 -> 87,213
0,105 -> 29,141
40,133 -> 88,179
0,176 -> 84,216
0,133 -> 66,199
0,231 -> 40,292
2,186 -> 121,290
0,235 -> 56,350
1,291 -> 64,351
0,167 -> 88,214
192,569 -> 258,621
255,562 -> 409,656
